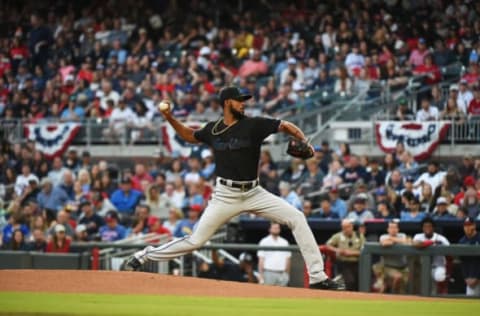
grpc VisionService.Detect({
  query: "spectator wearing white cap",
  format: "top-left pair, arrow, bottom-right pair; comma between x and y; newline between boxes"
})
46,224 -> 71,253
457,80 -> 473,114
200,149 -> 216,180
432,197 -> 455,220
280,57 -> 298,85
14,165 -> 39,197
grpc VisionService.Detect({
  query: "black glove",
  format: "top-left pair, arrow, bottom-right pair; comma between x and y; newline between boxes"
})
286,138 -> 314,159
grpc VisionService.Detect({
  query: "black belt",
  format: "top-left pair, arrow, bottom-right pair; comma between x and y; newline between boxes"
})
219,178 -> 258,191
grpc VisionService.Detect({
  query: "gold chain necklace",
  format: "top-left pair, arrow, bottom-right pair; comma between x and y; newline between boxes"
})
211,118 -> 238,135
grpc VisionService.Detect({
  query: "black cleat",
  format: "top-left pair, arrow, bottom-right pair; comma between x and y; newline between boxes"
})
121,256 -> 142,271
309,278 -> 346,291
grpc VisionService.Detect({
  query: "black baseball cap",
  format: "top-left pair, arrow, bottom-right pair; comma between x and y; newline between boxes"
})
219,86 -> 252,105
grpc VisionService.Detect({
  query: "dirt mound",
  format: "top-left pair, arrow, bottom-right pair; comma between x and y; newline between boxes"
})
0,270 -> 434,301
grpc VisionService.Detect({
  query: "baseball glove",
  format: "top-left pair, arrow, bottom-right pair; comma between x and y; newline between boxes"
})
286,138 -> 314,159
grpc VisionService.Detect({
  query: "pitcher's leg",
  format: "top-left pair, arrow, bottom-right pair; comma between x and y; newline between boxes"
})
246,187 -> 327,284
135,197 -> 239,263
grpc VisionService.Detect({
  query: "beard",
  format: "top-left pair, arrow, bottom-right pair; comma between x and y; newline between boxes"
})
231,107 -> 245,120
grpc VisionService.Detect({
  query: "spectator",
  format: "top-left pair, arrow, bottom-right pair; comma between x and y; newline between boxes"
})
416,98 -> 439,121
110,178 -> 142,216
48,209 -> 75,238
395,98 -> 415,121
1,212 -> 29,246
311,197 -> 339,219
322,160 -> 343,190
77,200 -> 105,241
163,207 -> 183,234
468,86 -> 480,116
129,204 -> 153,235
408,38 -> 429,67
457,80 -> 473,115
37,178 -> 69,213
2,228 -> 29,251
131,163 -> 153,192
432,197 -> 456,220
413,217 -> 450,291
257,222 -> 291,287
47,157 -> 67,186
346,194 -> 374,223
372,221 -> 410,294
458,217 -> 480,297
59,170 -> 75,200
461,188 -> 480,219
238,49 -> 268,79
28,228 -> 47,252
200,149 -> 216,180
145,184 -> 170,220
334,66 -> 353,96
278,181 -> 302,211
46,224 -> 71,253
99,211 -> 127,242
14,164 -> 39,197
341,156 -> 368,185
440,97 -> 466,122
173,204 -> 202,238
400,195 -> 427,222
413,55 -> 441,85
328,188 -> 348,219
90,189 -> 117,217
326,219 -> 364,291
414,161 -> 446,194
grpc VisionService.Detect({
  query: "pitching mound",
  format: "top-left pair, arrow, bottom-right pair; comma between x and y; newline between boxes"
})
0,270 -> 437,301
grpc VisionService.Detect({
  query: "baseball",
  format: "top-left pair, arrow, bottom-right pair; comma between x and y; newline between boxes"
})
158,101 -> 171,112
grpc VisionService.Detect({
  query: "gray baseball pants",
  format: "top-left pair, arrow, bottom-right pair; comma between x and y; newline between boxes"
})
134,179 -> 328,284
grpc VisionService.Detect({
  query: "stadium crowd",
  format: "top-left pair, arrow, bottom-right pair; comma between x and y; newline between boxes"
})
0,0 -> 480,295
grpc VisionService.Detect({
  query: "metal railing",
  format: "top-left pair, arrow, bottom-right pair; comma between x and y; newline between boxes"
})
359,243 -> 480,297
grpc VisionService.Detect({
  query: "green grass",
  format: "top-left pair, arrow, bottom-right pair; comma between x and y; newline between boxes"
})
0,292 -> 478,316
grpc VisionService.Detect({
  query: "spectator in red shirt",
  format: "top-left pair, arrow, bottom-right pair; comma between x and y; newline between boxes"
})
46,224 -> 71,253
238,49 -> 268,78
467,86 -> 480,116
131,163 -> 153,192
461,63 -> 480,86
413,55 -> 441,85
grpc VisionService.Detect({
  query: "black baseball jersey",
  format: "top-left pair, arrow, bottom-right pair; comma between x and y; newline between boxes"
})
194,117 -> 280,181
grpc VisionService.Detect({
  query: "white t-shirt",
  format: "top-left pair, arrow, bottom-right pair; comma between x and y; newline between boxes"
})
414,171 -> 446,193
457,90 -> 473,114
109,107 -> 136,126
413,232 -> 450,267
416,106 -> 439,121
14,174 -> 39,196
257,235 -> 291,272
97,89 -> 120,110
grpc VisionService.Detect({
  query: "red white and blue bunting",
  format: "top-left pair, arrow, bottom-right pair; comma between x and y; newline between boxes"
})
25,123 -> 81,159
375,121 -> 450,160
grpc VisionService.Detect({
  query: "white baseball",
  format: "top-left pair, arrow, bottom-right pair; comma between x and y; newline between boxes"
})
158,101 -> 170,112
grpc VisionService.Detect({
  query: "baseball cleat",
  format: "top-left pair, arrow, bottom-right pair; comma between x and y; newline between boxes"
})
309,278 -> 346,290
121,256 -> 142,271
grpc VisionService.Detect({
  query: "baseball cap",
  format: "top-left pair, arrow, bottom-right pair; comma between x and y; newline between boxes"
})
201,148 -> 213,159
75,224 -> 87,234
287,57 -> 297,65
105,211 -> 119,222
330,187 -> 339,194
239,252 -> 253,263
464,217 -> 475,226
460,79 -> 468,85
449,84 -> 459,91
55,224 -> 66,233
418,38 -> 426,44
375,187 -> 387,196
436,197 -> 448,205
79,198 -> 91,208
463,176 -> 476,187
410,196 -> 420,205
405,175 -> 415,182
398,98 -> 408,106
219,86 -> 252,105
355,193 -> 368,202
190,204 -> 203,213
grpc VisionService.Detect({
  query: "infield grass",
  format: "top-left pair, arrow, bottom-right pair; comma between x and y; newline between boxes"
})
0,292 -> 478,316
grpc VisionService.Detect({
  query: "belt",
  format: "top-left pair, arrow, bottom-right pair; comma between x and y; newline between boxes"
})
218,178 -> 258,191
